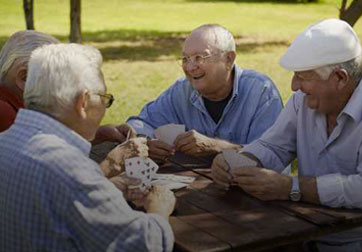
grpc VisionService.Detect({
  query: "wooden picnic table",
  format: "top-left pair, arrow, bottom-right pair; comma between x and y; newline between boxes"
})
164,153 -> 362,252
90,143 -> 362,252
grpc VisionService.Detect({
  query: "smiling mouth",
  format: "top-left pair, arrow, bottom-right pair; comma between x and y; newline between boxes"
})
192,74 -> 205,80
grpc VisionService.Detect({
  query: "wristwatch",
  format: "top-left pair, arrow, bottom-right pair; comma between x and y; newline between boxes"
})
289,176 -> 302,202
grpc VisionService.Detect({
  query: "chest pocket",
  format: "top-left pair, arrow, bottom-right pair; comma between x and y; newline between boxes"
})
326,149 -> 358,175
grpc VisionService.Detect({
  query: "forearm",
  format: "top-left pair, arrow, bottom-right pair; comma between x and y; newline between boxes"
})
212,138 -> 243,153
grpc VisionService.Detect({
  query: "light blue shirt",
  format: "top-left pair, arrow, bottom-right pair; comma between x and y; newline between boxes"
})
127,66 -> 283,145
0,109 -> 174,252
244,81 -> 362,245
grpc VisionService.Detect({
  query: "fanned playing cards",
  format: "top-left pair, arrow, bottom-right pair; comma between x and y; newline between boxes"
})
154,124 -> 185,146
125,157 -> 159,191
222,149 -> 257,170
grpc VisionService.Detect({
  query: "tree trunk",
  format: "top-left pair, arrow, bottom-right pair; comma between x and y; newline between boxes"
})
23,0 -> 35,30
340,0 -> 362,27
70,0 -> 82,43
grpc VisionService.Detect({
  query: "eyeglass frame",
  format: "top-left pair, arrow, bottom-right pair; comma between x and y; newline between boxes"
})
91,93 -> 114,108
177,52 -> 225,67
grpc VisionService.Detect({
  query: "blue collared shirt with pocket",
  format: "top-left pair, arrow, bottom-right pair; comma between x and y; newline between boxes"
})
127,65 -> 283,145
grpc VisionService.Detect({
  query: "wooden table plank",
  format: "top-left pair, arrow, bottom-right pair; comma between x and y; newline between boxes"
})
170,217 -> 232,252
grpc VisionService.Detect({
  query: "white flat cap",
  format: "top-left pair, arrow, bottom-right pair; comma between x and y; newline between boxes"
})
280,18 -> 361,71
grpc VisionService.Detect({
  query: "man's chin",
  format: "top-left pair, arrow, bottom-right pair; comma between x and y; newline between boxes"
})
190,81 -> 207,93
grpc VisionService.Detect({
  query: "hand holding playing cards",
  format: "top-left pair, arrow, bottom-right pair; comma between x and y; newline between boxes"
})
174,130 -> 219,156
100,137 -> 148,178
109,174 -> 148,202
93,123 -> 136,145
211,153 -> 232,189
231,167 -> 290,201
144,185 -> 176,220
147,139 -> 174,164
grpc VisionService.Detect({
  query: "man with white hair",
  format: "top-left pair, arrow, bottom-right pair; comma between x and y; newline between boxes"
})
211,19 -> 362,251
0,43 -> 175,251
0,30 -> 135,144
127,24 -> 283,163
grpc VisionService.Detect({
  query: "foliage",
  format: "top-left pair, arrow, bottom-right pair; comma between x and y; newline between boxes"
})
1,0 -> 362,125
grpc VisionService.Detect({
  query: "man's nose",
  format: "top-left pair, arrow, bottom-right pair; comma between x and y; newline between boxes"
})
185,60 -> 198,72
291,79 -> 301,92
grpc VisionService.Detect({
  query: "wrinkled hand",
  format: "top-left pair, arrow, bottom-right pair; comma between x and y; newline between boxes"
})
109,173 -> 149,202
144,185 -> 176,220
93,123 -> 136,145
101,137 -> 148,178
231,167 -> 291,201
211,153 -> 232,189
147,139 -> 174,164
174,130 -> 219,156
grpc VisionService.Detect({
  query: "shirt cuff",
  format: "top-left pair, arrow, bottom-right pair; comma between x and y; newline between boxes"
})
148,213 -> 175,252
317,173 -> 344,208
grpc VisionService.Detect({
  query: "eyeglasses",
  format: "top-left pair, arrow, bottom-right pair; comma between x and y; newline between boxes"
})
92,93 -> 114,108
177,54 -> 217,66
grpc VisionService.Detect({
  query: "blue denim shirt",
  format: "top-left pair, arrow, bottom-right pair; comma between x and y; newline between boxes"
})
127,66 -> 283,145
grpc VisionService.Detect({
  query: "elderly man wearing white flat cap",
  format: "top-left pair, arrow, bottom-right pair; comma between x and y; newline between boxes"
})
211,18 -> 362,251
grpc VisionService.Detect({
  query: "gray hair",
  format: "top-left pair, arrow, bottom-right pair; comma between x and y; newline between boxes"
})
24,43 -> 104,119
314,55 -> 362,81
193,24 -> 236,52
0,30 -> 59,82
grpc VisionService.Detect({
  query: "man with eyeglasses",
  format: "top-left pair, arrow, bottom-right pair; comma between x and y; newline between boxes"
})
128,24 -> 283,163
0,43 -> 175,251
0,31 -> 152,202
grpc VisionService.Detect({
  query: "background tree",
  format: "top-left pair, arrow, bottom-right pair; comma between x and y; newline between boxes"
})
23,0 -> 35,30
340,0 -> 362,26
70,0 -> 82,43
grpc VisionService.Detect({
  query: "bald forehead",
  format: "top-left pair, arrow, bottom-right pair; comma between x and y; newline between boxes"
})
183,29 -> 219,55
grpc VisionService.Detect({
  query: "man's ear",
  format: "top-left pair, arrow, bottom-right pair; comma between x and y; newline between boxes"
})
15,67 -> 27,92
334,68 -> 350,90
226,51 -> 236,69
75,89 -> 89,119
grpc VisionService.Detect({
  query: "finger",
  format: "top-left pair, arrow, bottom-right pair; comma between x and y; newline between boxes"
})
151,140 -> 174,152
232,176 -> 258,186
231,167 -> 259,177
173,131 -> 191,146
178,142 -> 197,155
174,132 -> 193,150
149,143 -> 172,157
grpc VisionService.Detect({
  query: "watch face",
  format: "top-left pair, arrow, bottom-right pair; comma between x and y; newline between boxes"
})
290,191 -> 302,202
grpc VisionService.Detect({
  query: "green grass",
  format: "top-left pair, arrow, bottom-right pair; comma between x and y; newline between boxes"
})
1,0 -> 362,125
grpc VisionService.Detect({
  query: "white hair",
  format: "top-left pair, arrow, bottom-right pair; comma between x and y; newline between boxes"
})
194,24 -> 236,52
0,30 -> 59,82
24,43 -> 104,119
314,55 -> 362,81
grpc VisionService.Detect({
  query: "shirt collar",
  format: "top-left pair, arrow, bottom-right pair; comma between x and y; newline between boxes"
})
190,65 -> 242,102
15,109 -> 91,155
340,79 -> 362,123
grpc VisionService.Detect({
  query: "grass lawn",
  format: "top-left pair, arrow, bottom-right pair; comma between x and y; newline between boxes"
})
1,0 -> 362,124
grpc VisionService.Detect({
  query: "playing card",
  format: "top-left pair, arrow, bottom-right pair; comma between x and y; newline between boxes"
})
144,157 -> 159,175
151,179 -> 188,190
222,149 -> 257,170
125,157 -> 160,192
125,157 -> 143,178
154,124 -> 185,146
153,174 -> 195,184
